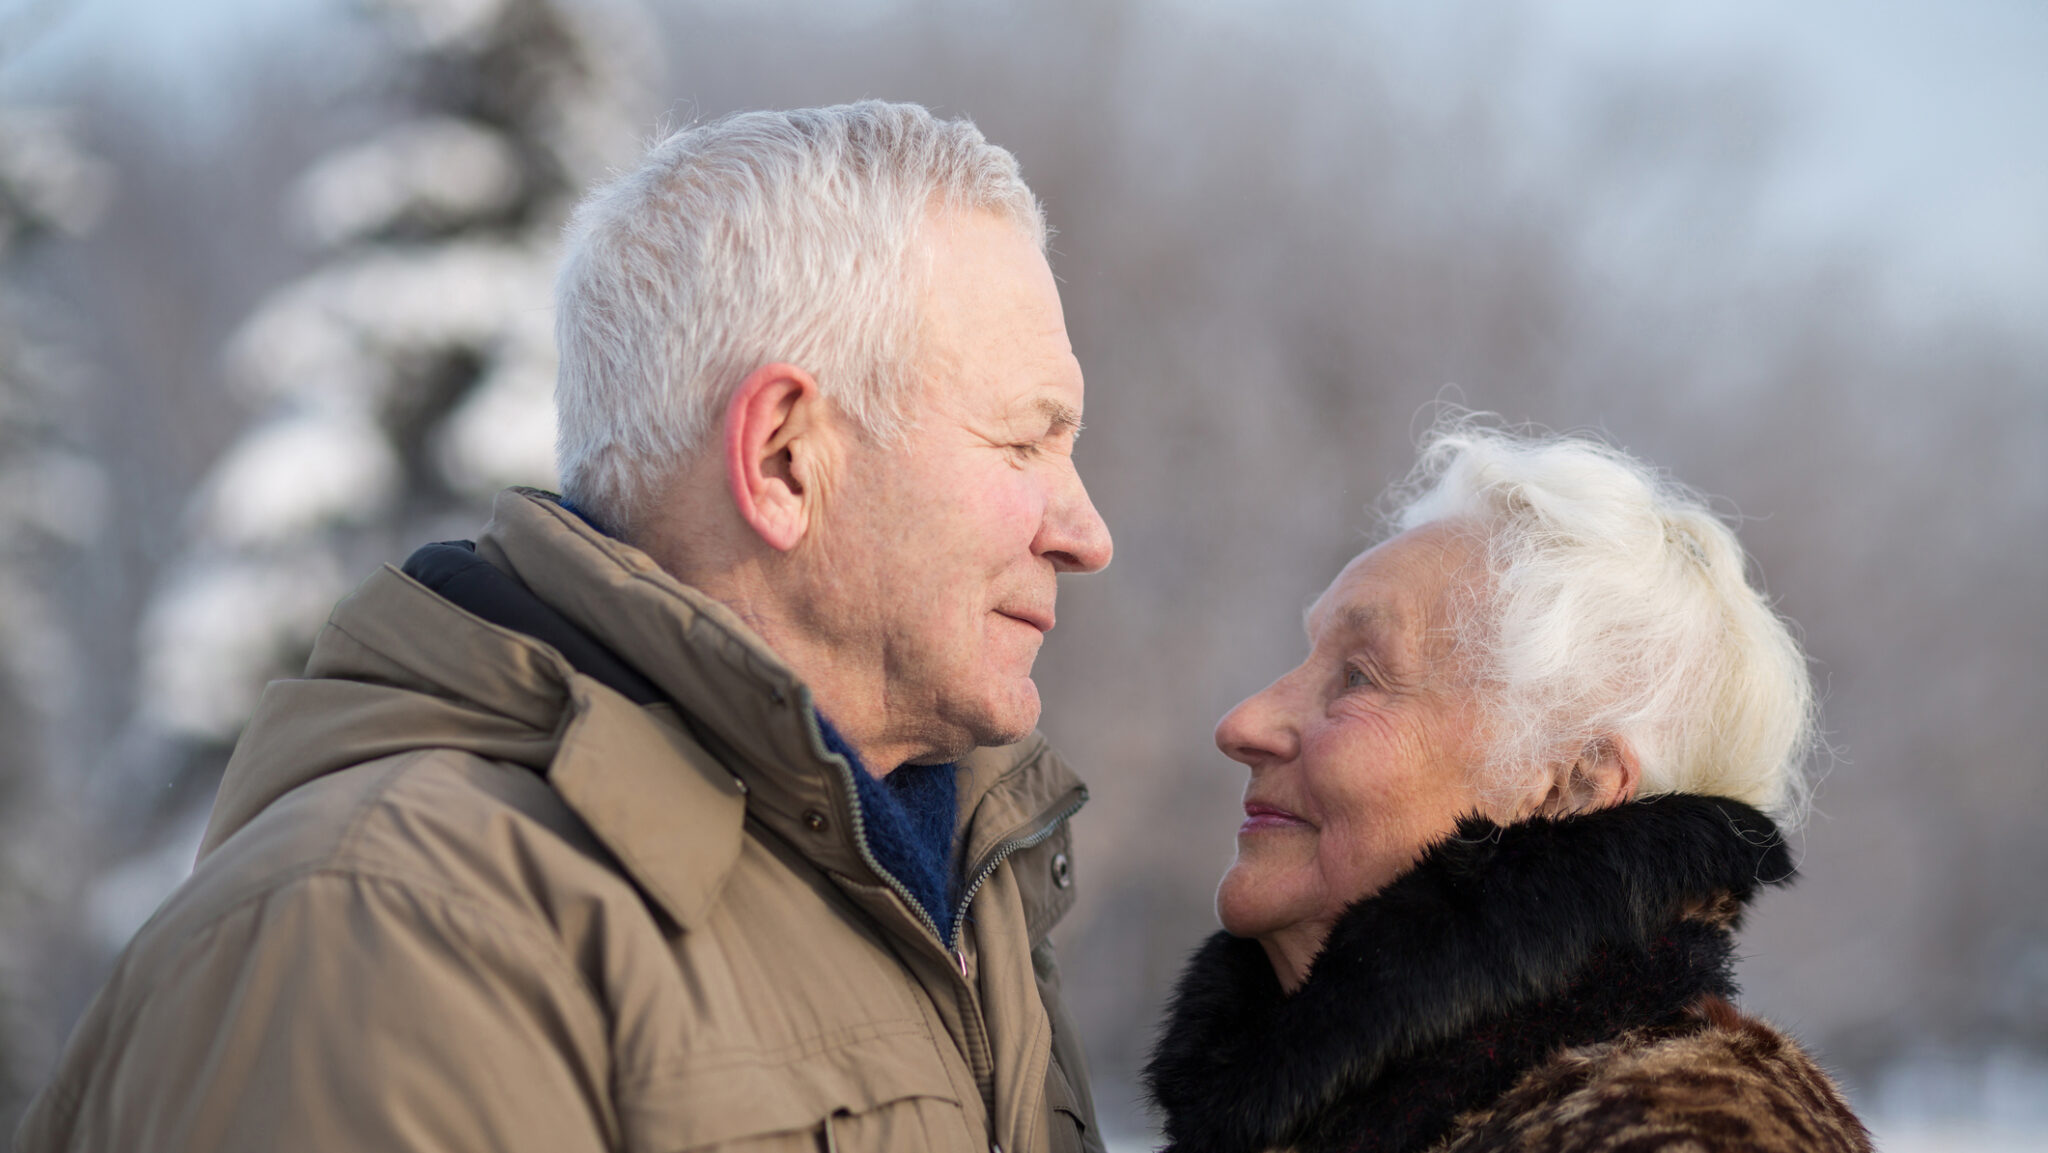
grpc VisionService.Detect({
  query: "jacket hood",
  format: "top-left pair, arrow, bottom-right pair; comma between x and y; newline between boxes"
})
199,559 -> 580,857
202,488 -> 1086,940
1143,794 -> 1795,1153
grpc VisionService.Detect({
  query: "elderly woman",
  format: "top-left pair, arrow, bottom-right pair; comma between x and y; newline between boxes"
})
1145,426 -> 1871,1153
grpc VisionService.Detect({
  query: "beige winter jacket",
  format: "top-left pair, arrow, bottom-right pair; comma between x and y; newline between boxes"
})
18,489 -> 1104,1153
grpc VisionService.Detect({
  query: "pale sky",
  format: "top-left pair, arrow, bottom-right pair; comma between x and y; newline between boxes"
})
5,0 -> 2044,323
1530,0 -> 2048,327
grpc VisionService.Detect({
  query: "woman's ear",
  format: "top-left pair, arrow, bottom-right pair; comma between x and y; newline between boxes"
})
1538,736 -> 1642,817
722,362 -> 827,552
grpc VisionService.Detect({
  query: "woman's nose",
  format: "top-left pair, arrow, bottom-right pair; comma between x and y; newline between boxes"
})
1214,676 -> 1299,768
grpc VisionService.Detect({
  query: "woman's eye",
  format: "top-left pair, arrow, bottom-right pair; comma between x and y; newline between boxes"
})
1344,665 -> 1372,690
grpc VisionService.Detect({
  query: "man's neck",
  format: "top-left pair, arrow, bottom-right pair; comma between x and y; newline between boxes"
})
649,552 -> 926,777
636,465 -> 968,775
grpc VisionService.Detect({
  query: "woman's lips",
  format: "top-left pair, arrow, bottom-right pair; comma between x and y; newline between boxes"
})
1239,802 -> 1310,835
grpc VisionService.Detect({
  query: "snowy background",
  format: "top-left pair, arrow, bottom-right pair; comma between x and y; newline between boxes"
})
2,0 -> 2045,1148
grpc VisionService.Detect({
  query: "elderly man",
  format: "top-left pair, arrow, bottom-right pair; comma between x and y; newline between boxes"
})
20,103 -> 1113,1153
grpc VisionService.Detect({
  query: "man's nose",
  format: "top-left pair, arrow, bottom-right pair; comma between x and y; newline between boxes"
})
1040,467 -> 1113,574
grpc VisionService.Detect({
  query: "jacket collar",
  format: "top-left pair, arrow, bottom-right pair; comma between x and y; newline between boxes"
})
472,489 -> 1089,933
1143,795 -> 1794,1153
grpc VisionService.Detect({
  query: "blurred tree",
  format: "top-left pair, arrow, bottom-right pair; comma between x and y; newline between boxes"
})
0,104 -> 111,1125
37,0 -> 659,1077
134,0 -> 656,759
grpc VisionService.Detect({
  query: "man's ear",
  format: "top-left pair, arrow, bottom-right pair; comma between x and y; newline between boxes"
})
722,362 -> 826,552
1538,735 -> 1642,818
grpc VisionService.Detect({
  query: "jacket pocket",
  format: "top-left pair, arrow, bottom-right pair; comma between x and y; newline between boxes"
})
616,1023 -> 967,1152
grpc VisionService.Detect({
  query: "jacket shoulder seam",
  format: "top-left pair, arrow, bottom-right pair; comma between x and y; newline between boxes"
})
208,749 -> 614,1014
330,751 -> 619,1017
328,745 -> 444,859
172,860 -> 606,1026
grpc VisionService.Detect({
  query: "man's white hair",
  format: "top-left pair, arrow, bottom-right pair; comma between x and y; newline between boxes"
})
1392,420 -> 1817,826
553,101 -> 1045,533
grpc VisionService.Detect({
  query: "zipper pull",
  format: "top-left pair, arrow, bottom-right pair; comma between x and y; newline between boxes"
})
953,946 -> 969,979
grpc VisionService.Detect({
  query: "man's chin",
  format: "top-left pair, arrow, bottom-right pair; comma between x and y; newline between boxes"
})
897,675 -> 1043,765
955,681 -> 1042,752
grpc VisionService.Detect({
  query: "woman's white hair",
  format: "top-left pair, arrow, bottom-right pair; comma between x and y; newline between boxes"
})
1391,420 -> 1817,826
553,101 -> 1045,534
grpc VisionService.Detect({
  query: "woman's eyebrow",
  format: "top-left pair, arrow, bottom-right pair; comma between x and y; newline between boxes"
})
1304,601 -> 1398,644
1338,605 -> 1396,644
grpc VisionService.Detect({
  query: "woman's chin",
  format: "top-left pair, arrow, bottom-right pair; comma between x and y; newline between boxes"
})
1214,864 -> 1304,939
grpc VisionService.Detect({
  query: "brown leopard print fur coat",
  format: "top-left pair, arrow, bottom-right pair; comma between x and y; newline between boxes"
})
1144,796 -> 1872,1153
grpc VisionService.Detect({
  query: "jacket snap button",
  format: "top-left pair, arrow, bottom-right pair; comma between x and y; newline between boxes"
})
1051,851 -> 1072,889
803,810 -> 828,833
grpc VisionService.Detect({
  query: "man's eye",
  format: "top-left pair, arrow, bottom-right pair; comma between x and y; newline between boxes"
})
1344,666 -> 1373,690
1008,441 -> 1043,458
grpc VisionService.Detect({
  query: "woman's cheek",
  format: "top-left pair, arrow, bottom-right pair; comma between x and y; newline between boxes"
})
1324,693 -> 1404,738
1298,715 -> 1390,816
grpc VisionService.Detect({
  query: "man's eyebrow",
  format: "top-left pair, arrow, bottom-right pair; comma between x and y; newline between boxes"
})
1035,398 -> 1084,435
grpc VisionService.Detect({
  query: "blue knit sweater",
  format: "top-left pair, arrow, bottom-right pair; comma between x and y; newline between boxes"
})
815,713 -> 962,944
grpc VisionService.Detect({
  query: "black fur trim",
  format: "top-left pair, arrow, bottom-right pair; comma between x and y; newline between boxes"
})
1143,795 -> 1792,1153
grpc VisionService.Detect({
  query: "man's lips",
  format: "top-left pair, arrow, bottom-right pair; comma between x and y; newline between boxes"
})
996,607 -> 1054,633
1239,802 -> 1311,834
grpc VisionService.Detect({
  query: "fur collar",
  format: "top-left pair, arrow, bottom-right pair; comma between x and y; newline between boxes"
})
1143,795 -> 1793,1153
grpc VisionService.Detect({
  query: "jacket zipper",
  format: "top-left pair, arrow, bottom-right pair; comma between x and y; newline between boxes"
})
817,737 -> 1087,956
947,788 -> 1087,951
939,787 -> 1084,1127
822,757 -> 949,945
819,742 -> 1085,1126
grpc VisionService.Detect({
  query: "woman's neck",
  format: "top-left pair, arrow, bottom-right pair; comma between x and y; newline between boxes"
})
1258,921 -> 1331,993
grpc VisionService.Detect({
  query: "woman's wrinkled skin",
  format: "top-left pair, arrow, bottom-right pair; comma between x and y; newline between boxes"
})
1213,521 -> 1637,990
